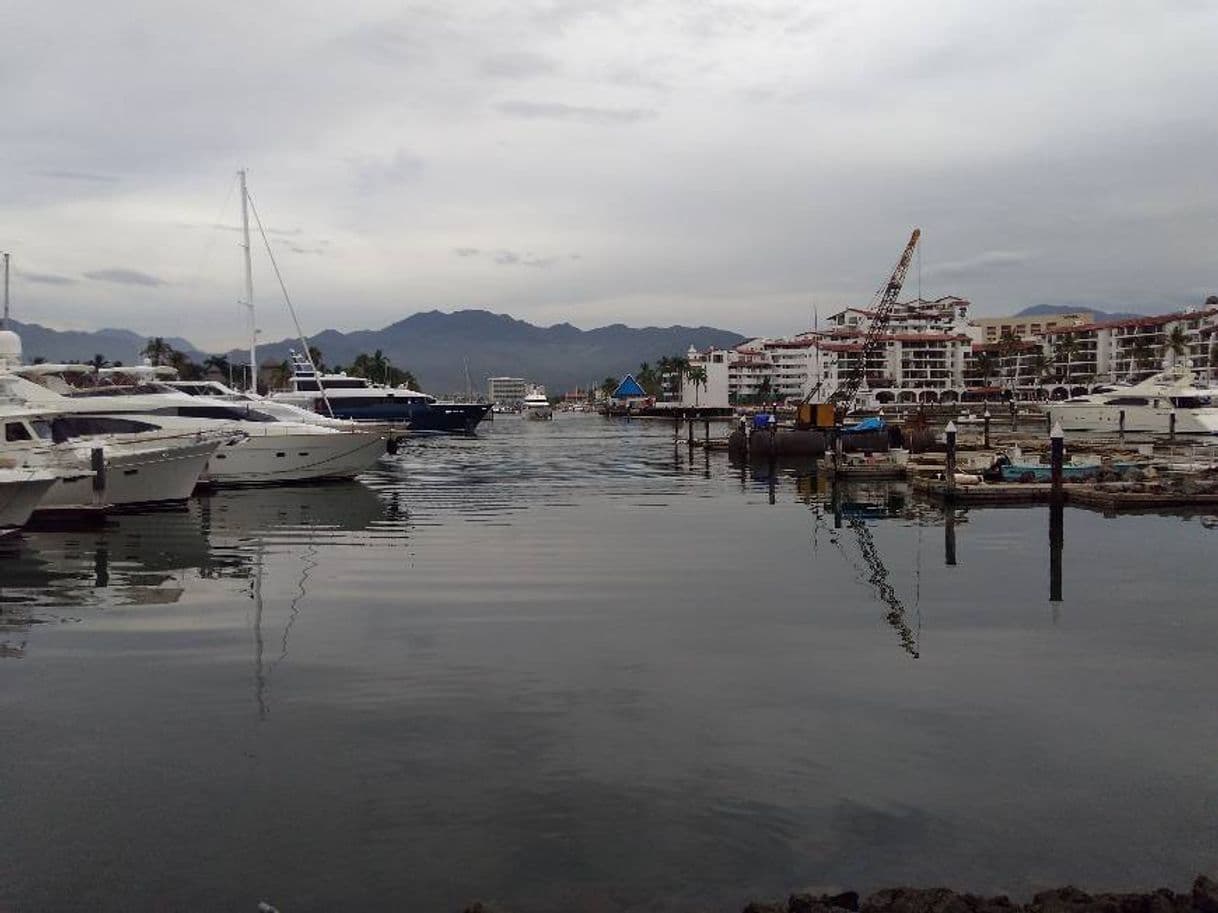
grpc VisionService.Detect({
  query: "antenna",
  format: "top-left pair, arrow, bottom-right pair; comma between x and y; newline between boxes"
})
2,252 -> 9,330
239,169 -> 256,391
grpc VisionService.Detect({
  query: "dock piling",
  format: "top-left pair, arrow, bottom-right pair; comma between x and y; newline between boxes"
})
1050,421 -> 1064,500
1169,411 -> 1177,441
687,418 -> 694,446
945,421 -> 958,494
983,409 -> 991,448
945,508 -> 957,567
1010,400 -> 1018,432
1119,409 -> 1125,441
1049,499 -> 1064,602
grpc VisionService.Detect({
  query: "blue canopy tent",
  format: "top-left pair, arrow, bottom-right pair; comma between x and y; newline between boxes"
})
612,374 -> 647,399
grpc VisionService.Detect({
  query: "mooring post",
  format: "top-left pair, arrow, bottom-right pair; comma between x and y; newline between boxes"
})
741,416 -> 750,460
1010,399 -> 1018,432
687,417 -> 694,446
1118,409 -> 1125,442
1169,411 -> 1176,441
983,408 -> 991,448
945,420 -> 958,494
1050,421 -> 1065,500
91,447 -> 106,494
1049,498 -> 1064,603
704,419 -> 710,443
944,507 -> 957,567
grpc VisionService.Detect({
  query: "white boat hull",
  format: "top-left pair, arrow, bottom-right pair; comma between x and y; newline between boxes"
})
0,469 -> 58,534
32,437 -> 221,513
202,430 -> 387,485
522,407 -> 553,420
1045,403 -> 1218,435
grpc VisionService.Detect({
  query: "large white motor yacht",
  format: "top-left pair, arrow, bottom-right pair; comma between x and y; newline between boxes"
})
0,466 -> 59,534
7,367 -> 389,485
521,386 -> 553,421
1044,366 -> 1218,434
0,405 -> 225,512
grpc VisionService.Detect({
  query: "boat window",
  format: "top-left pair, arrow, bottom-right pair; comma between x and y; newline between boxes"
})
1106,397 -> 1149,406
175,405 -> 276,422
5,422 -> 32,442
50,416 -> 161,442
296,380 -> 321,392
1172,397 -> 1211,409
29,420 -> 53,440
321,379 -> 371,390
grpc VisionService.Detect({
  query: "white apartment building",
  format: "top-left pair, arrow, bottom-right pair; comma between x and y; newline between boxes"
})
681,296 -> 974,405
488,376 -> 528,404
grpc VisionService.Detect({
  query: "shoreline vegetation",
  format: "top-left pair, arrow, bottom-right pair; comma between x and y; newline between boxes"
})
463,875 -> 1218,913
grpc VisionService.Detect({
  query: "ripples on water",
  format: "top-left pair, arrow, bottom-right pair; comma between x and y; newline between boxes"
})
1,415 -> 1216,913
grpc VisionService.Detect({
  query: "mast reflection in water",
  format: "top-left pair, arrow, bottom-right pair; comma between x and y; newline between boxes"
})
2,418 -> 1216,913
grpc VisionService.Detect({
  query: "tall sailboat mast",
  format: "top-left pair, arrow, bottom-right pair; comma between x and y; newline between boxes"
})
239,169 -> 256,391
2,252 -> 10,330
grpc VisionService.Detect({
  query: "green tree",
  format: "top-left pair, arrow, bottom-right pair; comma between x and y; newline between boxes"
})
88,353 -> 110,372
306,346 -> 326,373
1129,338 -> 1156,378
684,365 -> 707,406
203,354 -> 232,379
600,376 -> 617,397
973,351 -> 999,387
1165,324 -> 1189,367
1053,336 -> 1079,382
141,337 -> 172,366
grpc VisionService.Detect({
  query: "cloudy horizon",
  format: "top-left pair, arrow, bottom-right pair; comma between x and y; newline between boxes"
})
2,0 -> 1215,351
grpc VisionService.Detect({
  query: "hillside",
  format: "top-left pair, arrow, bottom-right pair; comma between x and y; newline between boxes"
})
9,320 -> 201,365
6,310 -> 745,394
1013,304 -> 1144,322
221,310 -> 746,393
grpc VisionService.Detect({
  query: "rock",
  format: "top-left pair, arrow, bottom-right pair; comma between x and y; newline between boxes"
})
862,887 -> 974,913
1194,876 -> 1218,913
789,891 -> 860,912
743,903 -> 787,913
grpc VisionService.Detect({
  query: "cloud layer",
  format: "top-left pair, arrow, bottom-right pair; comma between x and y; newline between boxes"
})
1,0 -> 1215,349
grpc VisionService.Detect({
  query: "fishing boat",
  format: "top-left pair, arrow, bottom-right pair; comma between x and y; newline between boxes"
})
1043,366 -> 1218,434
521,386 -> 553,421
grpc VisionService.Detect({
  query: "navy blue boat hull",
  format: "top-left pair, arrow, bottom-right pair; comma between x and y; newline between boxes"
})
326,399 -> 492,433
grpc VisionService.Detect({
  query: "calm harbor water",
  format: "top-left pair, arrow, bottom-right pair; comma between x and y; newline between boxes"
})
1,415 -> 1215,912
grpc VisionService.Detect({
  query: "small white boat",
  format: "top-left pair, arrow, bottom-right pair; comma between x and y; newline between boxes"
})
521,386 -> 553,421
0,466 -> 59,534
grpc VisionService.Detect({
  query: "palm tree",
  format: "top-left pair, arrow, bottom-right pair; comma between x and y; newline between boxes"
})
203,354 -> 231,380
1129,338 -> 1156,378
973,351 -> 998,388
306,346 -> 325,372
88,353 -> 110,372
270,359 -> 292,390
600,376 -> 617,397
1053,336 -> 1079,382
141,337 -> 172,367
1026,350 -> 1050,396
1165,324 -> 1189,367
684,365 -> 708,406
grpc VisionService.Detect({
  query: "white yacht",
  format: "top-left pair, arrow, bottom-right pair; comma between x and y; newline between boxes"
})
521,386 -> 553,421
0,405 -> 225,512
1044,366 -> 1218,434
0,466 -> 59,534
5,368 -> 390,486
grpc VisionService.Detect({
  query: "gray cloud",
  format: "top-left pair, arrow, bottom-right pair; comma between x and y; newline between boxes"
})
2,0 -> 1215,349
34,170 -> 119,183
926,251 -> 1035,279
19,271 -> 78,286
83,269 -> 167,287
481,51 -> 556,79
495,100 -> 657,124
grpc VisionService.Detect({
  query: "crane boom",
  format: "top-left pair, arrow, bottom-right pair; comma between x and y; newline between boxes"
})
829,228 -> 921,409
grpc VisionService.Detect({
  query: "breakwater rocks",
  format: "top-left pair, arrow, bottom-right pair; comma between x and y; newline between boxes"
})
462,875 -> 1218,913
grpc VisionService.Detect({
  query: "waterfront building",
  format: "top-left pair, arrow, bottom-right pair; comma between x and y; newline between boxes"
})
969,311 -> 1093,344
488,376 -> 527,406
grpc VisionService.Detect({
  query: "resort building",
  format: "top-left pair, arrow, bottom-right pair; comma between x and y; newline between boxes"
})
680,296 -> 1218,405
487,376 -> 527,405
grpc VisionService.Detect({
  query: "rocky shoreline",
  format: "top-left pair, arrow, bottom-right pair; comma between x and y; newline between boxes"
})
464,875 -> 1218,913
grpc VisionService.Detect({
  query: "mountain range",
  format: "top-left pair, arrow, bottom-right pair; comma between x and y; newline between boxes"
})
1013,304 -> 1145,321
10,310 -> 745,394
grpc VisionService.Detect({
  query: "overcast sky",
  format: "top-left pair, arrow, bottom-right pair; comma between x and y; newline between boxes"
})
2,0 -> 1215,350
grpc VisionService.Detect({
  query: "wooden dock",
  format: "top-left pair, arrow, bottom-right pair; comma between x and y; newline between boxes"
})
913,477 -> 1218,512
